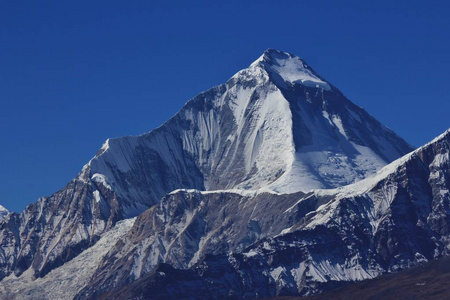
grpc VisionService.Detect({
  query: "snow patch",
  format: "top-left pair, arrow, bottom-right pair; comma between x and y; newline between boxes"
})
168,188 -> 279,198
243,249 -> 260,258
0,205 -> 9,221
270,266 -> 286,280
91,173 -> 112,190
93,190 -> 102,203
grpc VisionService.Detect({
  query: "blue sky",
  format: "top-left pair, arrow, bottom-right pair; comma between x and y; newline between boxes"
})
1,0 -> 449,212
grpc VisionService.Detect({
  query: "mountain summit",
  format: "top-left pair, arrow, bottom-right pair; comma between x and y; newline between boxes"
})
252,49 -> 331,90
86,49 -> 413,205
0,50 -> 414,295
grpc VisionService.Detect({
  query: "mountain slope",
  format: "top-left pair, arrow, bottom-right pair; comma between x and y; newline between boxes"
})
74,190 -> 312,298
0,218 -> 135,300
0,49 -> 412,285
93,129 -> 450,299
251,50 -> 413,192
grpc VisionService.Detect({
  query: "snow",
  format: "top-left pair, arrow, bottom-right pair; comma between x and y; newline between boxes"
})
93,190 -> 102,203
227,67 -> 266,124
240,49 -> 394,195
424,128 -> 450,147
270,56 -> 330,90
239,88 -> 295,180
90,137 -> 139,173
331,115 -> 347,138
130,237 -> 159,279
430,152 -> 449,167
269,153 -> 328,193
91,173 -> 112,190
243,249 -> 260,258
291,262 -> 307,284
0,217 -> 136,300
283,257 -> 379,288
270,266 -> 286,280
276,150 -> 420,233
0,205 -> 8,221
178,71 -> 297,192
306,259 -> 377,282
168,187 -> 279,197
268,108 -> 390,194
300,128 -> 448,230
95,139 -> 110,157
315,149 -> 414,201
251,50 -> 331,90
415,252 -> 428,264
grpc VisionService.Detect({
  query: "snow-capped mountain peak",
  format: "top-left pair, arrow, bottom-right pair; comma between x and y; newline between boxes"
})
67,49 -> 414,206
0,50 -> 414,290
251,49 -> 331,90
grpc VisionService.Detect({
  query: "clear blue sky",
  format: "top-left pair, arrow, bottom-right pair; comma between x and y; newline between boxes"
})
1,0 -> 449,212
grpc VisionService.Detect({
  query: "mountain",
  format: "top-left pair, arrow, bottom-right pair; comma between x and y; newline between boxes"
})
0,49 -> 416,298
87,48 -> 412,198
91,129 -> 450,299
0,218 -> 136,299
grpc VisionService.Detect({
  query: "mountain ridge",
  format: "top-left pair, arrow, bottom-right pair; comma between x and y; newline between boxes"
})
0,50 -> 421,299
88,126 -> 450,299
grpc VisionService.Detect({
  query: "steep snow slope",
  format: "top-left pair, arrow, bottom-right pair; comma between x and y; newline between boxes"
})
254,50 -> 413,192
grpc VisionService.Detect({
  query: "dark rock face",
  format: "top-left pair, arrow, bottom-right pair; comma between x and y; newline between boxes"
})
0,49 -> 416,297
89,130 -> 450,299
